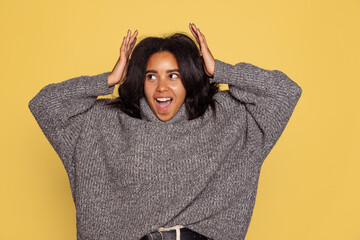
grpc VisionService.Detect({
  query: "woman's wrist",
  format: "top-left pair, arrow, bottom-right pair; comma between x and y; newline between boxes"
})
107,73 -> 116,87
108,57 -> 123,86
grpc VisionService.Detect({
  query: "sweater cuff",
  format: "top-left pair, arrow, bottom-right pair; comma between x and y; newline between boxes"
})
85,72 -> 115,96
212,59 -> 239,85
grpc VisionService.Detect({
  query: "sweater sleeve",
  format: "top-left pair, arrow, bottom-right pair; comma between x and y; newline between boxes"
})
28,72 -> 115,182
212,59 -> 302,157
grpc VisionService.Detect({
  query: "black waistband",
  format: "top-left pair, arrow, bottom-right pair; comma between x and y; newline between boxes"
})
140,227 -> 209,240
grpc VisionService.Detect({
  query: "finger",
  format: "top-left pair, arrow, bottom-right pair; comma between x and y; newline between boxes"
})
197,28 -> 209,51
126,34 -> 137,57
123,30 -> 131,53
198,29 -> 207,44
128,30 -> 138,49
131,30 -> 138,41
120,36 -> 126,55
126,30 -> 132,52
189,23 -> 200,43
188,23 -> 196,36
129,36 -> 137,52
189,23 -> 199,40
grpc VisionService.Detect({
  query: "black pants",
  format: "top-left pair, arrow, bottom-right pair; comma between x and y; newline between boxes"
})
140,227 -> 209,240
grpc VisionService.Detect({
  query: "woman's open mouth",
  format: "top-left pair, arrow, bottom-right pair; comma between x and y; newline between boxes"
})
155,97 -> 173,110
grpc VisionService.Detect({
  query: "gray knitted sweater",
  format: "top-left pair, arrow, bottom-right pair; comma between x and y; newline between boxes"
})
29,59 -> 302,240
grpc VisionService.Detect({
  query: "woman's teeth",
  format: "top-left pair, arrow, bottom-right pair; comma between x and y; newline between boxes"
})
156,98 -> 172,108
156,97 -> 172,102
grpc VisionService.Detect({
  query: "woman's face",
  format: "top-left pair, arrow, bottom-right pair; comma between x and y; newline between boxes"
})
144,51 -> 186,122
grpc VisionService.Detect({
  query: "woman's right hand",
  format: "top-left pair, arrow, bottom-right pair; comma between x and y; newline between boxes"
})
108,29 -> 138,86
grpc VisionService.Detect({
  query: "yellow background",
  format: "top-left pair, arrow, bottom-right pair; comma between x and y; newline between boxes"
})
1,0 -> 359,239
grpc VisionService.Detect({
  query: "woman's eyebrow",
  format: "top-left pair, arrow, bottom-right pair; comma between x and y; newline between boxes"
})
145,69 -> 179,74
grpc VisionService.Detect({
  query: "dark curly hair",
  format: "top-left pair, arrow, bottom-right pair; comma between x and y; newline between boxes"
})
110,33 -> 219,120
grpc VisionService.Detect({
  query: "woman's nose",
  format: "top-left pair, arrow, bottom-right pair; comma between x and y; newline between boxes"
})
156,79 -> 168,92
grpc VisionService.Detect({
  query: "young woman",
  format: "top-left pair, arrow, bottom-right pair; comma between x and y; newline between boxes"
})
29,23 -> 302,240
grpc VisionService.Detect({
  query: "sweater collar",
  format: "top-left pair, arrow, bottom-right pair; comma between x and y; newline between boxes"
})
140,97 -> 188,123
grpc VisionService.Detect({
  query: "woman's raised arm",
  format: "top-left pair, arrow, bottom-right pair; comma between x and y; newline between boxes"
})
189,23 -> 302,151
28,72 -> 114,180
213,60 -> 302,144
28,29 -> 138,177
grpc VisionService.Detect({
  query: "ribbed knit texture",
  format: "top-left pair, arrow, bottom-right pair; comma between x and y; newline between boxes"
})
28,59 -> 302,240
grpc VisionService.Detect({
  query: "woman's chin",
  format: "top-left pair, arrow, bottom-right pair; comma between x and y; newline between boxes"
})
155,112 -> 173,122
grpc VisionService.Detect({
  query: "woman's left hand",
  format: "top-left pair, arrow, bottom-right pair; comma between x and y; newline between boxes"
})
189,23 -> 215,77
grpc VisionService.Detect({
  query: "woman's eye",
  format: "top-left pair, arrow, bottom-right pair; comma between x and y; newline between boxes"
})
147,74 -> 156,80
169,73 -> 179,79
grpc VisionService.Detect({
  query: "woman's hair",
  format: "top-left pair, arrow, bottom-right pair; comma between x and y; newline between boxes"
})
110,33 -> 219,120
